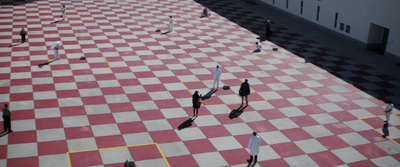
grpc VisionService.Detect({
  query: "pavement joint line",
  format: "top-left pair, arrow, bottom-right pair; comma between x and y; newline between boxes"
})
359,118 -> 400,147
67,143 -> 170,167
77,12 -> 82,20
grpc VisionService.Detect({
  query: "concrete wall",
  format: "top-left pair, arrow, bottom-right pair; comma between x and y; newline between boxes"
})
259,0 -> 400,58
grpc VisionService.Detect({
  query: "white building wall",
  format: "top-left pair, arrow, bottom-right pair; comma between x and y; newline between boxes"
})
260,0 -> 400,57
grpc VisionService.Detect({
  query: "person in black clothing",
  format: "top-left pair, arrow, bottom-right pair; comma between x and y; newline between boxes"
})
20,28 -> 27,43
239,79 -> 250,107
2,104 -> 13,133
265,20 -> 271,39
192,91 -> 202,118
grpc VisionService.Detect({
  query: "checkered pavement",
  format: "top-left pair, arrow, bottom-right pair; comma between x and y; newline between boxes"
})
1,0 -> 400,166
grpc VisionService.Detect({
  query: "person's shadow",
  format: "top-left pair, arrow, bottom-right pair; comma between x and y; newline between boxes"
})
382,123 -> 389,138
178,118 -> 194,130
0,131 -> 10,138
8,43 -> 23,47
252,49 -> 261,53
161,30 -> 171,35
38,59 -> 57,68
50,19 -> 64,24
201,90 -> 215,100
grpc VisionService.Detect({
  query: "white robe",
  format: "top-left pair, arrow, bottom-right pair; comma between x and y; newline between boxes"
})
169,18 -> 174,31
248,135 -> 261,156
256,44 -> 262,50
386,103 -> 394,122
213,67 -> 221,89
61,6 -> 66,19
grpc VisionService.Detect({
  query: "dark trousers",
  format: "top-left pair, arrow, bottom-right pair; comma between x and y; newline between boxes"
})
3,115 -> 11,131
249,155 -> 257,162
21,35 -> 25,43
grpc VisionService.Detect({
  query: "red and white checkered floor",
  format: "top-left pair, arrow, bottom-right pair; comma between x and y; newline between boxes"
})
1,0 -> 400,166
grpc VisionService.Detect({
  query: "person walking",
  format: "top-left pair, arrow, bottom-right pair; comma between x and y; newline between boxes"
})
385,100 -> 394,123
247,131 -> 261,164
265,20 -> 271,39
19,28 -> 27,43
61,4 -> 66,20
2,104 -> 13,133
213,65 -> 222,90
239,79 -> 250,107
52,41 -> 62,60
169,16 -> 174,32
192,91 -> 202,118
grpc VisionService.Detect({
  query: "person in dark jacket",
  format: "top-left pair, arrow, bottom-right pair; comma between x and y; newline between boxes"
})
20,28 -> 27,43
192,91 -> 202,118
2,104 -> 13,133
239,79 -> 250,107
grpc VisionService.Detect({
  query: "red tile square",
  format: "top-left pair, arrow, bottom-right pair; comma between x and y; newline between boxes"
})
258,158 -> 290,167
290,115 -> 320,127
128,144 -> 162,161
159,76 -> 182,84
127,93 -> 152,102
305,95 -> 331,104
60,106 -> 86,116
12,109 -> 34,120
247,120 -> 278,133
36,117 -> 63,130
65,126 -> 94,139
137,110 -> 165,121
101,87 -> 125,95
38,140 -> 68,155
10,92 -> 33,101
183,139 -> 217,154
118,121 -> 147,134
353,143 -> 388,159
150,130 -> 181,143
358,129 -> 387,143
258,109 -> 286,120
270,142 -> 305,158
298,105 -> 326,115
8,131 -> 37,144
168,117 -> 197,130
143,84 -> 167,92
33,84 -> 56,92
167,155 -> 198,167
330,111 -> 358,122
108,103 -> 135,113
220,148 -> 250,166
56,89 -> 80,98
324,122 -> 354,135
335,101 -> 361,110
10,78 -> 32,86
312,87 -> 336,95
200,125 -> 231,138
214,112 -> 244,124
276,90 -> 301,98
34,99 -> 59,108
0,145 -> 7,159
268,99 -> 294,108
361,117 -> 384,129
82,96 -> 107,105
88,113 -> 116,125
69,150 -> 102,167
94,73 -> 116,80
234,134 -> 267,148
170,90 -> 193,98
95,135 -> 126,149
53,76 -> 75,83
154,99 -> 181,109
76,81 -> 99,89
7,157 -> 39,167
308,151 -> 345,167
317,136 -> 350,150
281,128 -> 313,141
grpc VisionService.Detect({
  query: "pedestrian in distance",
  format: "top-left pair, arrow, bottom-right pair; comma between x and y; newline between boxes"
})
266,20 -> 271,39
385,100 -> 394,123
247,131 -> 261,165
61,4 -> 67,20
19,28 -> 27,43
2,104 -> 13,133
52,41 -> 62,60
239,79 -> 250,107
192,91 -> 202,118
169,16 -> 174,32
201,7 -> 210,18
213,65 -> 222,90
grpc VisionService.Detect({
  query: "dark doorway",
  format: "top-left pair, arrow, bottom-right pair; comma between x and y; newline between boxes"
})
367,23 -> 390,55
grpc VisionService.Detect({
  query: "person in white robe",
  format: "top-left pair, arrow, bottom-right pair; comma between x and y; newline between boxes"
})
385,100 -> 394,123
61,5 -> 66,20
52,41 -> 62,60
247,131 -> 261,164
213,65 -> 222,90
169,16 -> 174,32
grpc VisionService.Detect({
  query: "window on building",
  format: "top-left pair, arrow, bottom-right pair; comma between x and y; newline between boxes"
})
286,0 -> 288,9
316,6 -> 320,21
334,12 -> 338,28
345,25 -> 351,33
340,23 -> 344,31
300,1 -> 303,14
